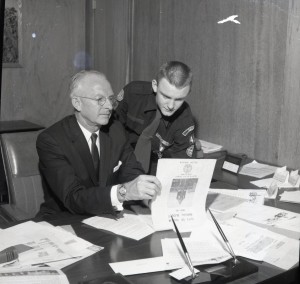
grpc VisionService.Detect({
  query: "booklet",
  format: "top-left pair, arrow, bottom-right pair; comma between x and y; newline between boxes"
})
151,159 -> 216,231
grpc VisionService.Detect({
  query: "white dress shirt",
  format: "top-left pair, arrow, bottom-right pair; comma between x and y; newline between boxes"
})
77,121 -> 123,211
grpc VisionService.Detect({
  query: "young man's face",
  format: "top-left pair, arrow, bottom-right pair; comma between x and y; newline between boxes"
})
153,78 -> 190,117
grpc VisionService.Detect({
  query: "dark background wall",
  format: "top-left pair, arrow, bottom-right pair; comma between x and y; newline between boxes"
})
1,0 -> 85,126
1,0 -> 300,169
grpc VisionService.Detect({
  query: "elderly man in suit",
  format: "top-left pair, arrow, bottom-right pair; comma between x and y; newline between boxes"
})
36,70 -> 161,217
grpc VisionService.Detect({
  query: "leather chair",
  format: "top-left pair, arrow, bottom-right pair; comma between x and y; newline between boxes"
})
0,130 -> 44,221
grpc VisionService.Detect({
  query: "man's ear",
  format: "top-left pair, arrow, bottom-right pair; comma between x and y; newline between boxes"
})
152,79 -> 158,93
72,97 -> 81,112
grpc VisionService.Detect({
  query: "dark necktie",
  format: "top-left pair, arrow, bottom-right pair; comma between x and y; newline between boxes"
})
91,133 -> 100,180
134,110 -> 161,173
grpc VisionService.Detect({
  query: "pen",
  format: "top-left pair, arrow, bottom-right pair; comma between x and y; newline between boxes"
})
208,209 -> 238,264
171,215 -> 196,279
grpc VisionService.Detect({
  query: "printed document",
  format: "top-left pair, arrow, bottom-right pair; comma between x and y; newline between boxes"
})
109,256 -> 177,276
191,217 -> 299,270
152,159 -> 216,231
0,221 -> 102,269
207,192 -> 246,212
161,237 -> 231,267
228,202 -> 300,236
209,189 -> 266,205
264,236 -> 299,270
204,218 -> 286,261
0,267 -> 69,284
83,210 -> 155,240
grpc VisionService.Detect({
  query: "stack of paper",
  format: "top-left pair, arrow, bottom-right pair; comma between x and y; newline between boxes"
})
0,221 -> 103,269
239,160 -> 278,178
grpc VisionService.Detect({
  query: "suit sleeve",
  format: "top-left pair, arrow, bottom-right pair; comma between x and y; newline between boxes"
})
37,132 -> 114,215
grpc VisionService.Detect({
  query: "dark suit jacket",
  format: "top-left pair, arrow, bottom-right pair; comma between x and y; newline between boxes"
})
36,115 -> 144,216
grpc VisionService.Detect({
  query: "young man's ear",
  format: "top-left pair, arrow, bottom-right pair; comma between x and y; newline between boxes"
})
72,97 -> 81,112
152,79 -> 158,93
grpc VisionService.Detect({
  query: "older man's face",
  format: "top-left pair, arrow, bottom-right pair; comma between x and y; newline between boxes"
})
75,75 -> 115,129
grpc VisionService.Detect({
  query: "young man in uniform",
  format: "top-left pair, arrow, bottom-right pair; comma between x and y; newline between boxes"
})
115,61 -> 196,175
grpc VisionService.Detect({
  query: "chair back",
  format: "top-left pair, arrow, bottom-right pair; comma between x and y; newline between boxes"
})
0,130 -> 44,220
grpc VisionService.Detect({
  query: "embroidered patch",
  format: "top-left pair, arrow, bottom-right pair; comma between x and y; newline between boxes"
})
186,145 -> 194,157
117,89 -> 124,101
156,133 -> 172,146
182,125 -> 194,136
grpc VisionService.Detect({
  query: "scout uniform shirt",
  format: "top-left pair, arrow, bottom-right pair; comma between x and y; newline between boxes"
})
115,81 -> 196,175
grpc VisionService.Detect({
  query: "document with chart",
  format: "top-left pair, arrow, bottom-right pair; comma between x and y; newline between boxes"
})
151,159 -> 216,231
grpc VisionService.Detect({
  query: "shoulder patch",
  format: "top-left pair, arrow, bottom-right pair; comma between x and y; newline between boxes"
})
182,125 -> 195,136
117,89 -> 124,102
186,145 -> 194,157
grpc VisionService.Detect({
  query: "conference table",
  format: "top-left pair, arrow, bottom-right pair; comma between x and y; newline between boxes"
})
2,156 -> 300,284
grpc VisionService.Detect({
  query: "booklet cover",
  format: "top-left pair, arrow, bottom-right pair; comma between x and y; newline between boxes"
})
151,159 -> 216,231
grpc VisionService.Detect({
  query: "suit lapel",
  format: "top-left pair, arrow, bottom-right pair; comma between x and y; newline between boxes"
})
67,116 -> 98,185
99,128 -> 111,186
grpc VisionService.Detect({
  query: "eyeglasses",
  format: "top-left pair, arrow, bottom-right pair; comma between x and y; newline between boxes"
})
76,95 -> 118,107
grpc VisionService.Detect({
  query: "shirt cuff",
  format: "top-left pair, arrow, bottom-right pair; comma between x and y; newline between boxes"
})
111,185 -> 124,211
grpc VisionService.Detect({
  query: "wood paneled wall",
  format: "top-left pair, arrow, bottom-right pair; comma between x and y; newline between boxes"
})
130,0 -> 300,169
1,0 -> 85,127
1,0 -> 299,168
88,0 -> 131,95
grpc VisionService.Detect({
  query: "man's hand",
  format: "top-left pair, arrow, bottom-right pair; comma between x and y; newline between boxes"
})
123,175 -> 161,201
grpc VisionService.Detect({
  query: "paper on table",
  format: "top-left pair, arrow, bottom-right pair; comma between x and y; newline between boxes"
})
169,266 -> 200,281
288,170 -> 300,186
279,190 -> 300,204
36,221 -> 103,269
205,217 -> 286,261
209,189 -> 266,205
207,191 -> 246,212
0,221 -> 102,269
239,160 -> 278,178
0,267 -> 69,284
109,256 -> 178,276
0,222 -> 77,266
130,204 -> 154,229
228,202 -> 300,236
264,236 -> 299,270
83,210 -> 154,240
152,159 -> 216,231
161,238 -> 231,268
251,177 -> 300,189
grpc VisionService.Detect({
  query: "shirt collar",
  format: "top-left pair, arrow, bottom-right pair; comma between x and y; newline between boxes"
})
77,121 -> 100,143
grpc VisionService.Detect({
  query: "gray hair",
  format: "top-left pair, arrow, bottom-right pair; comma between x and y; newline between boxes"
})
69,70 -> 107,98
